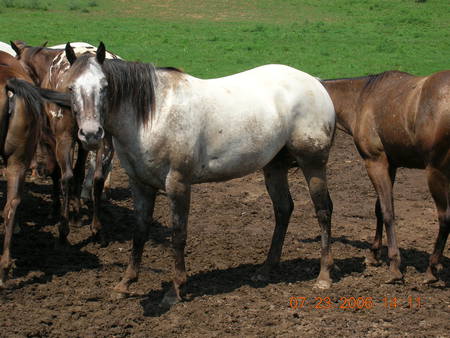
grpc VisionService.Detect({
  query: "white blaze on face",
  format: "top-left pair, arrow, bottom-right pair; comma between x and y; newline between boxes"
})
73,58 -> 107,142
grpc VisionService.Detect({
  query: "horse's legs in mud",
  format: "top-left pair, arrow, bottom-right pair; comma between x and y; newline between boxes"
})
301,162 -> 334,289
253,160 -> 293,281
162,171 -> 191,306
55,137 -> 75,246
90,143 -> 108,245
81,151 -> 95,201
50,167 -> 61,220
113,180 -> 156,295
365,158 -> 402,283
70,142 -> 87,227
367,167 -> 397,266
101,135 -> 114,201
424,166 -> 450,283
0,162 -> 26,287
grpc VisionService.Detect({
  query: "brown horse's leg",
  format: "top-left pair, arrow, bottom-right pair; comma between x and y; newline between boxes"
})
253,160 -> 293,281
50,167 -> 61,220
301,163 -> 334,289
91,144 -> 106,245
113,180 -> 156,295
367,168 -> 397,266
365,158 -> 402,283
424,166 -> 450,283
0,163 -> 26,286
161,171 -> 191,306
55,137 -> 74,246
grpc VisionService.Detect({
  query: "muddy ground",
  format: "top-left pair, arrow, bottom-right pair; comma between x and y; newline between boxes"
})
0,130 -> 449,337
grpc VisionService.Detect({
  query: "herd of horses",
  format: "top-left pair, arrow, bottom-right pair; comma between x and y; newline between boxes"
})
0,40 -> 448,306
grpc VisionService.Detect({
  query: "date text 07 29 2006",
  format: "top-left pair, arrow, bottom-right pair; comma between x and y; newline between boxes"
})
289,296 -> 422,310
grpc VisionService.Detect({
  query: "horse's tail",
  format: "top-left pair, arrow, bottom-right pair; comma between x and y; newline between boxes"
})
4,78 -> 68,159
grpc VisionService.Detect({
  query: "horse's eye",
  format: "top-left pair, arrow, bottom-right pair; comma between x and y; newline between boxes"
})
68,86 -> 74,92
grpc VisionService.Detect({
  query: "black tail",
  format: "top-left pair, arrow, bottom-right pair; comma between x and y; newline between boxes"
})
6,78 -> 71,109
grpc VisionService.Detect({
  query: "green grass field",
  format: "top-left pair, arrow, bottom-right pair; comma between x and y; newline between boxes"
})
0,0 -> 448,78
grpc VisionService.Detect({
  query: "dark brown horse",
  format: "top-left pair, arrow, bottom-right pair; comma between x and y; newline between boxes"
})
0,51 -> 46,286
322,70 -> 450,283
11,41 -> 118,245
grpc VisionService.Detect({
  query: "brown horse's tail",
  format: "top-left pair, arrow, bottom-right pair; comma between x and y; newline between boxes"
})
5,78 -> 48,156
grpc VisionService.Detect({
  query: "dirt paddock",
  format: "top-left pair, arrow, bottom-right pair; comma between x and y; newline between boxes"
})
0,130 -> 449,337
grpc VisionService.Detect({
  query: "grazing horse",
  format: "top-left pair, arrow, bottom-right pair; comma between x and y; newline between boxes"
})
53,42 -> 336,304
322,70 -> 450,283
0,51 -> 46,286
11,41 -> 119,245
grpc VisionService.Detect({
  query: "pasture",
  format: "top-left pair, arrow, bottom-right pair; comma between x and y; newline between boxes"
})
0,0 -> 449,336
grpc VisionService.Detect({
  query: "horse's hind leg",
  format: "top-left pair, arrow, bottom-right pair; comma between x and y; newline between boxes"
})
367,168 -> 397,266
113,179 -> 156,296
424,166 -> 450,283
365,158 -> 402,283
253,159 -> 293,281
301,161 -> 334,289
0,163 -> 26,286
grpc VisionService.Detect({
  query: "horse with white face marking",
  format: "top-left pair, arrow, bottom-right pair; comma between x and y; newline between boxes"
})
61,42 -> 336,305
11,40 -> 119,246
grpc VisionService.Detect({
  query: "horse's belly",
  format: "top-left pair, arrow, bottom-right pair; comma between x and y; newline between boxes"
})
192,148 -> 279,183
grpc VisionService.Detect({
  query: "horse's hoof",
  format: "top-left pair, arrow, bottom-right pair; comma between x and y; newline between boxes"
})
313,279 -> 332,290
422,271 -> 438,285
111,290 -> 129,300
385,276 -> 404,284
365,255 -> 382,267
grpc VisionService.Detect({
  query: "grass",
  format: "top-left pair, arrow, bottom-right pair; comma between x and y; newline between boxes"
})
0,0 -> 448,78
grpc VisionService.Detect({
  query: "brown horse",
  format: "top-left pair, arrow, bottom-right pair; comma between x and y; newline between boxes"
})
322,70 -> 450,283
0,51 -> 46,286
11,41 -> 118,245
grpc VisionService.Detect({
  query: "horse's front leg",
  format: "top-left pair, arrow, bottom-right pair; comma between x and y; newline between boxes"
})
91,142 -> 107,245
113,180 -> 156,295
162,171 -> 191,306
71,140 -> 88,227
0,162 -> 26,287
55,135 -> 75,246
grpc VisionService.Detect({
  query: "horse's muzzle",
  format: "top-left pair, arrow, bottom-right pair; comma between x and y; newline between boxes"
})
78,125 -> 104,150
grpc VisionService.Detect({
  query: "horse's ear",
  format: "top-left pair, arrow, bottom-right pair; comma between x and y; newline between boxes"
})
96,41 -> 106,65
10,40 -> 24,57
41,41 -> 48,48
65,42 -> 77,65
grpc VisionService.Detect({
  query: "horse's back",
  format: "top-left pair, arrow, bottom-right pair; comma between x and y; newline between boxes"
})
158,64 -> 335,182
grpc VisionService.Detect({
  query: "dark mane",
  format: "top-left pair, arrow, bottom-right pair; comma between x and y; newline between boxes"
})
102,58 -> 157,126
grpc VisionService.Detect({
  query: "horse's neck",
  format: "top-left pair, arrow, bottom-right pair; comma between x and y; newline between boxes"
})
322,78 -> 369,136
24,50 -> 60,85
